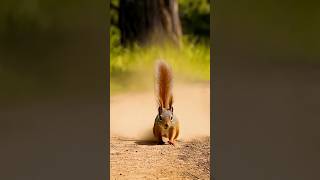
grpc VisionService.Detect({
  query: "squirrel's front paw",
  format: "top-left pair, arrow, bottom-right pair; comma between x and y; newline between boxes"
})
168,140 -> 176,146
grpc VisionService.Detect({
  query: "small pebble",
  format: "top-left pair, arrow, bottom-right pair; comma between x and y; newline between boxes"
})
120,173 -> 122,175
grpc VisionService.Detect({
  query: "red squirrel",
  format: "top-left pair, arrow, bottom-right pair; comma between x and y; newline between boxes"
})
153,60 -> 180,146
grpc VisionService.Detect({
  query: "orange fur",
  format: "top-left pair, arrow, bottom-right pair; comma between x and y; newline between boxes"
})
155,60 -> 173,109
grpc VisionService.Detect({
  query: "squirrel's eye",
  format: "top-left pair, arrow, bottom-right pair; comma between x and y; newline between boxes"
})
159,115 -> 162,120
170,116 -> 173,120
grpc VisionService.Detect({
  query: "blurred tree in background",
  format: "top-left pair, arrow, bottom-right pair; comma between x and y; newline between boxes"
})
110,0 -> 210,48
115,0 -> 182,46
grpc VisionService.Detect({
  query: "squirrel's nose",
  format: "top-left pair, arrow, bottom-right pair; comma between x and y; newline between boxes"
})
164,124 -> 169,129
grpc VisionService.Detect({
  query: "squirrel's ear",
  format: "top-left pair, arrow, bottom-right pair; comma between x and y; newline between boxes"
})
170,106 -> 173,113
169,95 -> 173,109
158,106 -> 162,114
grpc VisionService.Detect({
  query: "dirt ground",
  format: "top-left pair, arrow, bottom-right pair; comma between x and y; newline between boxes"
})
110,83 -> 211,179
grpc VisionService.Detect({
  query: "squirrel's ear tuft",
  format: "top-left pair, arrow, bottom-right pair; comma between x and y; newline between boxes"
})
158,106 -> 162,114
169,95 -> 173,109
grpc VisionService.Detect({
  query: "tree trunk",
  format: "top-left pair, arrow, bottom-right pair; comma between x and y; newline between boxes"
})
119,0 -> 182,47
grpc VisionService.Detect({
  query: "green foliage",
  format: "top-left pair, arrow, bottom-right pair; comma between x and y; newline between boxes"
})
179,0 -> 210,43
110,25 -> 122,54
110,38 -> 210,94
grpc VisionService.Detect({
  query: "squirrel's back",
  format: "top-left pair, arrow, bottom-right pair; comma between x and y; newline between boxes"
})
155,60 -> 173,109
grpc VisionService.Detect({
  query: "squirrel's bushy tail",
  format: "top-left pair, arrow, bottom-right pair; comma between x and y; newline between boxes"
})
155,60 -> 173,109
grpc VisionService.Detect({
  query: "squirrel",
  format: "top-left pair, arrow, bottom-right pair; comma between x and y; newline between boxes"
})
153,60 -> 180,146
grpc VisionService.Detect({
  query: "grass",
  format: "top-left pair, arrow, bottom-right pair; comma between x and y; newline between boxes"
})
110,38 -> 210,95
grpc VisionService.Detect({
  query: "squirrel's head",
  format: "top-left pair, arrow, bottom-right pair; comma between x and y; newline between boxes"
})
158,106 -> 174,129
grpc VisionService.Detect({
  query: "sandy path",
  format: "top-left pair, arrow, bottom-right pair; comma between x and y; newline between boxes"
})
110,82 -> 211,179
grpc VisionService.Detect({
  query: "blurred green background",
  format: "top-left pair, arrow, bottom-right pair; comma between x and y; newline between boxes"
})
0,2 -> 108,179
0,0 -> 106,105
110,0 -> 210,94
